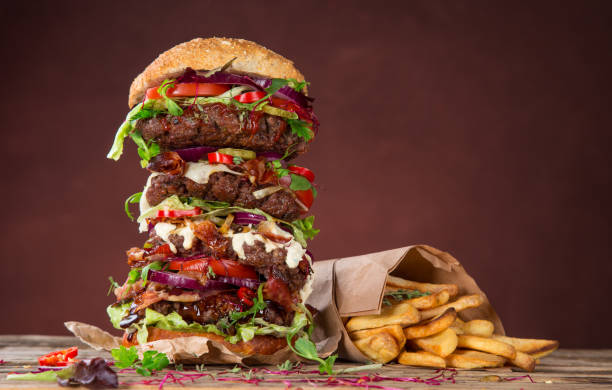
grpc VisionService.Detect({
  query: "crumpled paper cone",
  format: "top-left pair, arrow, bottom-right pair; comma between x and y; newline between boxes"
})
65,260 -> 342,365
331,245 -> 505,363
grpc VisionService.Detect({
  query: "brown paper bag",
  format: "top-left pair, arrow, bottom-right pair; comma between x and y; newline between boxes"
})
332,245 -> 505,363
65,260 -> 342,365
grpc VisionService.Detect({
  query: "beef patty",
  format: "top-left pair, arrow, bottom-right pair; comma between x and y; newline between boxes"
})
146,172 -> 302,221
136,104 -> 308,156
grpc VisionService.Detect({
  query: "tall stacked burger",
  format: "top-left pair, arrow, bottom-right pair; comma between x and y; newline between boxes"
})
106,38 -> 319,356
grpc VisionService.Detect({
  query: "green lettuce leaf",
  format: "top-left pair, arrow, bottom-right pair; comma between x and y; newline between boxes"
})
110,306 -> 310,345
107,303 -> 131,329
106,103 -> 144,160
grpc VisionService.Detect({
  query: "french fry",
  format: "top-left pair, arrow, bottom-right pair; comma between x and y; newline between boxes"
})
350,325 -> 406,350
385,288 -> 450,310
451,319 -> 494,337
404,308 -> 457,339
445,350 -> 506,369
398,351 -> 446,368
412,328 -> 458,357
346,301 -> 420,332
420,294 -> 484,320
457,335 -> 516,359
353,332 -> 402,363
509,351 -> 536,372
491,335 -> 559,358
386,275 -> 458,297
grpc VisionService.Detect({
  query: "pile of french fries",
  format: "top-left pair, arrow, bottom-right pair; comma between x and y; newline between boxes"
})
346,275 -> 559,371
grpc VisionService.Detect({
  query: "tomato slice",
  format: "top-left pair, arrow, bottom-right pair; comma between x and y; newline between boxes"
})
208,152 -> 234,164
157,208 -> 201,218
234,91 -> 267,103
288,165 -> 315,183
38,347 -> 78,366
270,97 -> 311,120
295,189 -> 314,209
168,258 -> 257,279
146,83 -> 230,99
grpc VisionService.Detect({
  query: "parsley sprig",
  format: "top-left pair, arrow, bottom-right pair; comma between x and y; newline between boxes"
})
111,346 -> 169,376
383,289 -> 431,306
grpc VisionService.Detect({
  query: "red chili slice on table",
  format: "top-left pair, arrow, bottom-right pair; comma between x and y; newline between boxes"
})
38,347 -> 78,367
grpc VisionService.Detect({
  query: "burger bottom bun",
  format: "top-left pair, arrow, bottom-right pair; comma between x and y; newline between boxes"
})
122,327 -> 288,356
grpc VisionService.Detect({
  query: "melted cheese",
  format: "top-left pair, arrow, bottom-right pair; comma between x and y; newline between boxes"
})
183,162 -> 242,184
154,222 -> 178,253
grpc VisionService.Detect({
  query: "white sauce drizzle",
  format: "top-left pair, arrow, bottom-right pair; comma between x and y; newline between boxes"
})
175,226 -> 196,250
154,222 -> 178,253
227,228 -> 306,269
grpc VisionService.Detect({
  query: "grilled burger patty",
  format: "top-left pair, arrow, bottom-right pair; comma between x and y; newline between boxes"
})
146,172 -> 302,221
137,103 -> 308,155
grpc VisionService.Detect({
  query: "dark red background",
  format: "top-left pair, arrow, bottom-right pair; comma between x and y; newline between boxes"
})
1,1 -> 610,348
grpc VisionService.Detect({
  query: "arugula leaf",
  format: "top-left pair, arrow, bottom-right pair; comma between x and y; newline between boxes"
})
141,261 -> 163,285
111,345 -> 138,369
107,276 -> 120,296
292,216 -> 320,241
124,192 -> 142,221
270,160 -> 289,177
232,156 -> 244,165
265,78 -> 290,95
287,78 -> 310,92
289,335 -> 337,375
228,365 -> 241,373
157,79 -> 183,116
229,283 -> 266,325
130,108 -> 165,120
127,268 -> 141,284
289,174 -> 312,191
277,360 -> 297,371
287,119 -> 314,142
129,130 -> 160,168
207,266 -> 216,279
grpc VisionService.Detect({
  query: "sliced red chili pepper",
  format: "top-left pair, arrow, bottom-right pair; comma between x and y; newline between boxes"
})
237,286 -> 256,307
234,91 -> 267,103
288,165 -> 315,183
156,207 -> 201,218
38,347 -> 78,367
208,152 -> 234,164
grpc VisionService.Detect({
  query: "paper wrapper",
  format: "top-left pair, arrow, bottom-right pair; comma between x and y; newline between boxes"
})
331,245 -> 505,363
65,261 -> 342,365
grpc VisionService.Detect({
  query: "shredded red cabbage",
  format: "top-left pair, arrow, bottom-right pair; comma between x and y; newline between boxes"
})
120,367 -> 458,389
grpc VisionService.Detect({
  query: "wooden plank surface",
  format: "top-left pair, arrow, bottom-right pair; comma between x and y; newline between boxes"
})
1,336 -> 611,389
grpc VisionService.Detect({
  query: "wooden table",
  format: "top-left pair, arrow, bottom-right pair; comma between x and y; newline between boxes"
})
1,336 -> 611,389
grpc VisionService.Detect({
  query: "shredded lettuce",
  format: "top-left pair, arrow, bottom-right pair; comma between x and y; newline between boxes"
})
107,304 -> 310,345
